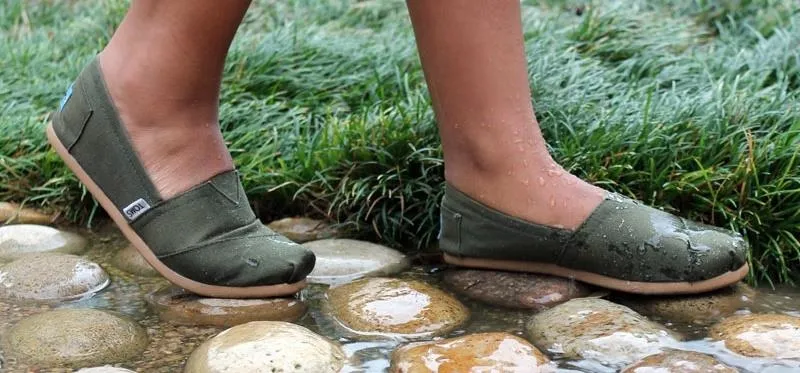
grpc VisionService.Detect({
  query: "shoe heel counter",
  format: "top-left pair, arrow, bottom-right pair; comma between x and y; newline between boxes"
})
439,202 -> 462,255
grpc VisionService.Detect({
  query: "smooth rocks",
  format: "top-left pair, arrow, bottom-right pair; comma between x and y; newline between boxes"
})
622,350 -> 738,373
112,245 -> 159,277
147,286 -> 307,327
4,308 -> 148,368
303,239 -> 409,285
0,202 -> 54,225
0,224 -> 87,261
184,321 -> 345,373
0,253 -> 110,302
614,283 -> 755,324
326,277 -> 468,338
443,269 -> 592,310
390,332 -> 554,373
75,367 -> 137,373
526,298 -> 679,368
267,217 -> 338,243
710,313 -> 800,359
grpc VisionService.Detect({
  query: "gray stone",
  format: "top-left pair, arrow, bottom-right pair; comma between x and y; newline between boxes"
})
302,239 -> 409,285
75,367 -> 137,373
526,298 -> 680,369
184,321 -> 345,373
266,217 -> 339,243
0,224 -> 87,261
622,350 -> 738,373
0,202 -> 54,225
112,245 -> 159,277
326,277 -> 469,339
710,313 -> 800,359
4,308 -> 148,368
0,254 -> 110,302
443,269 -> 593,310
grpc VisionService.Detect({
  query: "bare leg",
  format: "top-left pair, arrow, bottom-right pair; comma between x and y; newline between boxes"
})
99,0 -> 251,198
406,0 -> 604,230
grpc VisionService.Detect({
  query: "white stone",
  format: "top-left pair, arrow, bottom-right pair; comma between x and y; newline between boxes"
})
302,239 -> 409,285
0,224 -> 86,261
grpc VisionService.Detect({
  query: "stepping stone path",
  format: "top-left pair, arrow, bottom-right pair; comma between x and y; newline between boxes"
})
613,283 -> 755,324
443,269 -> 592,310
326,277 -> 469,339
184,321 -> 345,373
0,202 -> 54,225
526,298 -> 680,369
710,313 -> 800,359
76,367 -> 137,373
147,286 -> 307,327
267,217 -> 339,243
112,244 -> 159,277
390,332 -> 554,373
302,239 -> 409,285
0,224 -> 86,262
622,350 -> 738,373
0,253 -> 110,302
5,308 -> 148,368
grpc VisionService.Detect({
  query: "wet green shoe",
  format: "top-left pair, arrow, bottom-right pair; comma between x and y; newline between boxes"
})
439,184 -> 749,294
47,59 -> 314,298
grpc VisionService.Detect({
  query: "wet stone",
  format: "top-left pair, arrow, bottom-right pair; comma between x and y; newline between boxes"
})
303,239 -> 410,285
0,202 -> 54,225
326,277 -> 469,339
75,367 -> 137,373
709,313 -> 800,359
112,244 -> 159,277
390,332 -> 554,373
443,269 -> 593,310
526,298 -> 680,369
622,350 -> 738,373
147,286 -> 307,327
0,224 -> 87,261
4,308 -> 148,368
0,253 -> 110,302
613,283 -> 755,324
267,217 -> 338,243
184,321 -> 345,373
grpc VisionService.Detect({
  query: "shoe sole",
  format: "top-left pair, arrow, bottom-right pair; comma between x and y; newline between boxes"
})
47,123 -> 306,298
443,253 -> 749,295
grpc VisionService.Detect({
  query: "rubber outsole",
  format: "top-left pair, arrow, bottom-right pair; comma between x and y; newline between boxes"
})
443,253 -> 749,295
47,123 -> 306,298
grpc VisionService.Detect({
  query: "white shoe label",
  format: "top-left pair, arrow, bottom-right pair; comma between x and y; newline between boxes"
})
123,198 -> 151,221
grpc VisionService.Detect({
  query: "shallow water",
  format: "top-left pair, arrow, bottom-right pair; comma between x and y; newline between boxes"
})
1,224 -> 799,372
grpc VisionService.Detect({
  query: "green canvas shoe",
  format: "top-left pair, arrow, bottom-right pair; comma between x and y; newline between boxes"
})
440,184 -> 749,294
47,59 -> 314,298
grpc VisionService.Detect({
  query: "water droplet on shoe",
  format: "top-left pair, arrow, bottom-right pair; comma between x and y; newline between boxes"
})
245,258 -> 259,267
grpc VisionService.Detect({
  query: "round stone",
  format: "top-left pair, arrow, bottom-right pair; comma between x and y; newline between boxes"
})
390,332 -> 553,372
326,277 -> 469,338
0,254 -> 110,302
443,269 -> 593,310
75,367 -> 137,373
0,202 -> 54,225
5,308 -> 148,368
184,321 -> 345,373
302,239 -> 409,285
112,245 -> 159,277
709,313 -> 800,359
526,298 -> 680,368
622,350 -> 738,373
613,283 -> 755,324
0,224 -> 87,261
266,217 -> 338,243
147,286 -> 307,327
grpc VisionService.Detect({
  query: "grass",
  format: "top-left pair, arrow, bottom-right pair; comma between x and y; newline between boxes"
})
1,0 -> 798,284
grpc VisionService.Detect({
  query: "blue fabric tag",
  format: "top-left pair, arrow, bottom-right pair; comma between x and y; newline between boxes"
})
59,83 -> 74,112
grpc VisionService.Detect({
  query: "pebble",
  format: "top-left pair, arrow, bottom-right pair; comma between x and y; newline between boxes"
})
0,202 -> 54,225
5,308 -> 148,368
443,269 -> 592,310
613,283 -> 755,324
112,245 -> 159,277
0,224 -> 87,261
267,217 -> 338,243
75,367 -> 137,373
184,321 -> 345,373
526,298 -> 680,368
390,332 -> 554,373
325,277 -> 469,338
0,253 -> 110,302
302,239 -> 409,285
147,286 -> 307,327
622,350 -> 738,373
709,313 -> 800,359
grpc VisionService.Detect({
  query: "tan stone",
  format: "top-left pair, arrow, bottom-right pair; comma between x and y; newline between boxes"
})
0,224 -> 87,261
267,217 -> 338,243
622,350 -> 738,372
76,367 -> 137,373
615,283 -> 755,324
710,313 -> 800,359
0,202 -> 55,225
112,245 -> 159,277
0,253 -> 110,302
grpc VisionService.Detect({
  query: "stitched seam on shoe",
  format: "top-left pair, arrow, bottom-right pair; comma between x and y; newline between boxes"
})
66,84 -> 94,152
155,233 -> 284,259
